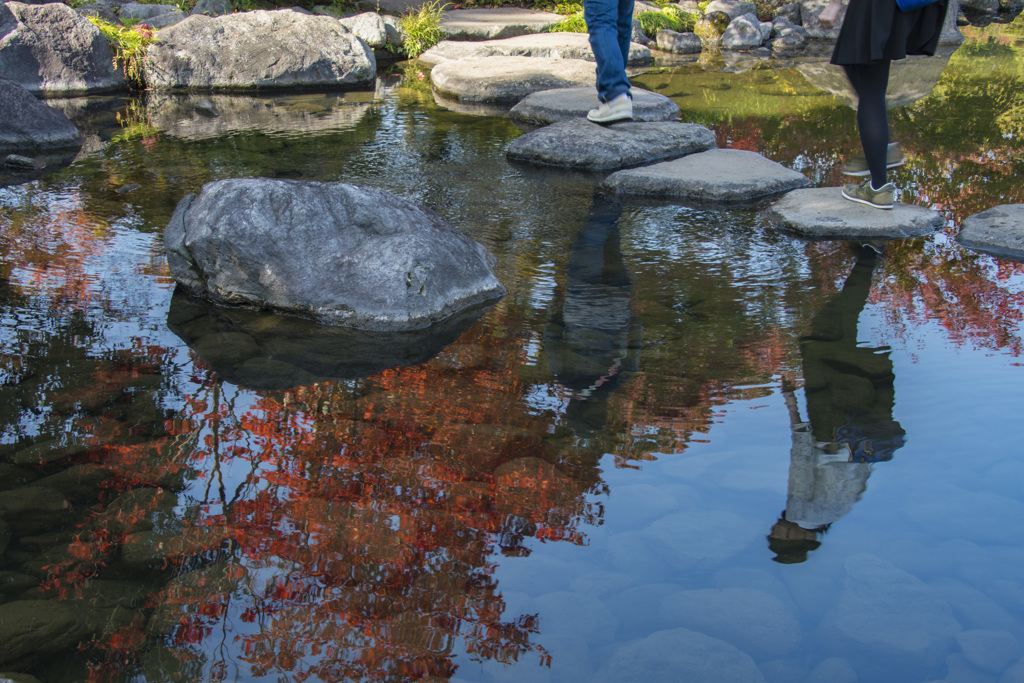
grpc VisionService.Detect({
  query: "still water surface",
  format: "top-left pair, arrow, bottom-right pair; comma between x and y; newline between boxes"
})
1,20 -> 1024,683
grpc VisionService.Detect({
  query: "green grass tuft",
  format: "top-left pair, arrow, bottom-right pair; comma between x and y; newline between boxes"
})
88,16 -> 156,90
398,0 -> 448,59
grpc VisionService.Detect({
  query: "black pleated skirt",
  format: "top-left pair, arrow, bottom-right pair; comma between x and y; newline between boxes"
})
831,0 -> 949,65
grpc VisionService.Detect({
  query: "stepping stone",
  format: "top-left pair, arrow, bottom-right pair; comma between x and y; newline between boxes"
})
956,204 -> 1024,263
768,187 -> 945,239
603,148 -> 808,203
506,119 -> 715,171
431,56 -> 595,104
441,8 -> 565,41
419,32 -> 652,68
508,86 -> 680,126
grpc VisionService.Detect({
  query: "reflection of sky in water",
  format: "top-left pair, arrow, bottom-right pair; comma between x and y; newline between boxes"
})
2,24 -> 1024,683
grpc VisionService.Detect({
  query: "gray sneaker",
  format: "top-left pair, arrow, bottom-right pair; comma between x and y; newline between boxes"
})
842,142 -> 905,177
587,93 -> 633,124
842,179 -> 896,209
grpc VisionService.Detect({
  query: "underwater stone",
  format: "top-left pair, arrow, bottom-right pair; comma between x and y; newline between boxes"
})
594,627 -> 768,683
769,187 -> 945,239
957,204 -> 1024,263
508,86 -> 680,126
164,178 -> 505,331
604,148 -> 808,203
507,119 -> 715,171
0,601 -> 91,669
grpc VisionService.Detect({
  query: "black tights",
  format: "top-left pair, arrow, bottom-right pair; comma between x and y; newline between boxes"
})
843,60 -> 891,188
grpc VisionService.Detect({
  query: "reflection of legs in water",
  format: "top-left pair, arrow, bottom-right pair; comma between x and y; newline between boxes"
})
545,192 -> 639,438
768,246 -> 905,563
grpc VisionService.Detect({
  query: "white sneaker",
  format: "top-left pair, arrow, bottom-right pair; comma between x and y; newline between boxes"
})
587,93 -> 633,124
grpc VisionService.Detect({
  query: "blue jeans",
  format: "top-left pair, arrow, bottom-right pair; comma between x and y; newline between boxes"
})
584,0 -> 634,103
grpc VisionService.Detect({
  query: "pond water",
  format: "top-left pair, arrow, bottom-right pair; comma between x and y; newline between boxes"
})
2,19 -> 1024,683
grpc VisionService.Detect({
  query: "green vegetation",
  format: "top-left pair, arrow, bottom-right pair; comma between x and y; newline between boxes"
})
637,5 -> 699,36
87,17 -> 156,89
398,0 -> 448,58
548,9 -> 586,32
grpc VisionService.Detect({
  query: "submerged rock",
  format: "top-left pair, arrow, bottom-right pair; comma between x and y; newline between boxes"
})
0,2 -> 126,95
769,187 -> 945,239
508,86 -> 680,126
144,10 -> 376,91
0,601 -> 91,670
507,119 -> 716,171
956,204 -> 1024,263
594,627 -> 768,683
603,148 -> 809,203
164,178 -> 506,331
431,56 -> 596,104
166,288 -> 493,390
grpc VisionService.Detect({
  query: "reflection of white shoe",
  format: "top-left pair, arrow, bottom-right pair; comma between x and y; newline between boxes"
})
587,93 -> 633,124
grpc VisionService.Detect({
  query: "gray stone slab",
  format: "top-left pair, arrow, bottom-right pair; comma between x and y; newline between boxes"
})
768,187 -> 945,239
957,204 -> 1024,263
419,32 -> 651,68
0,77 -> 82,153
508,86 -> 680,126
507,119 -> 715,172
430,56 -> 595,104
603,148 -> 808,204
440,8 -> 564,41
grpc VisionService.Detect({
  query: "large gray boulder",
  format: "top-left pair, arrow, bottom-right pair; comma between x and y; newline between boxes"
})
419,32 -> 651,68
506,119 -> 716,171
603,148 -> 809,203
0,1 -> 126,95
190,0 -> 233,16
705,0 -> 758,19
144,10 -> 376,91
0,77 -> 81,152
656,28 -> 703,54
722,12 -> 769,49
769,187 -> 945,239
431,56 -> 595,104
957,204 -> 1024,263
338,11 -> 388,49
164,178 -> 506,331
118,2 -> 175,21
508,86 -> 680,126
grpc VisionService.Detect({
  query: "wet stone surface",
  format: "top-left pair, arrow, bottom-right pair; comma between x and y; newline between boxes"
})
419,32 -> 652,68
956,204 -> 1024,263
508,87 -> 680,127
603,148 -> 809,203
507,119 -> 716,171
440,8 -> 565,41
768,187 -> 946,239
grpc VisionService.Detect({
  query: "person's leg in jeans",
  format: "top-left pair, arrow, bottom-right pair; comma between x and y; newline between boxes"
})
584,0 -> 633,103
843,60 -> 891,189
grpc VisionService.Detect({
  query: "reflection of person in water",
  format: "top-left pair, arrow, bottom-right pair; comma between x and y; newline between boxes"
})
545,192 -> 641,439
768,245 -> 906,564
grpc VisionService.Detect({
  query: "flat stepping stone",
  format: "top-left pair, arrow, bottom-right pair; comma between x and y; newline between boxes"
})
507,119 -> 716,171
441,8 -> 565,41
957,204 -> 1024,262
768,187 -> 945,239
603,149 -> 809,203
508,86 -> 680,126
431,56 -> 595,104
419,32 -> 651,68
